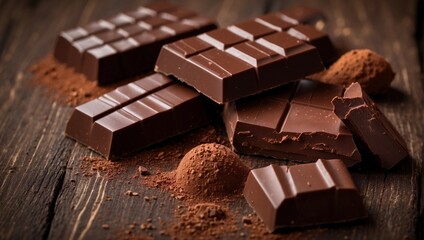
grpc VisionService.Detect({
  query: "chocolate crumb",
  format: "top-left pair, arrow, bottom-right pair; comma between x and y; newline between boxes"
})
102,224 -> 110,230
242,216 -> 252,225
125,190 -> 139,197
138,166 -> 151,176
169,203 -> 238,238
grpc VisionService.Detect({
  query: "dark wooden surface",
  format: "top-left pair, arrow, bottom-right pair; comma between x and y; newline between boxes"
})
0,0 -> 423,239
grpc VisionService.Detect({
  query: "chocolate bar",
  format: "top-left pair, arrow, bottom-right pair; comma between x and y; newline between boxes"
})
223,79 -> 361,167
54,2 -> 216,85
155,9 -> 336,104
65,73 -> 216,158
279,5 -> 325,25
332,83 -> 409,169
243,159 -> 367,232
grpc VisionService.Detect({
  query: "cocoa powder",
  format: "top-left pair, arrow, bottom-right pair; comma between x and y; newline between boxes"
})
168,203 -> 239,238
310,49 -> 395,95
29,54 -> 138,106
174,143 -> 249,200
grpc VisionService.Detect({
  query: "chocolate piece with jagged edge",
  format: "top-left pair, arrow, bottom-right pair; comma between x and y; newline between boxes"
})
155,8 -> 336,104
54,2 -> 216,85
244,159 -> 367,232
332,82 -> 409,169
65,73 -> 217,158
223,79 -> 361,167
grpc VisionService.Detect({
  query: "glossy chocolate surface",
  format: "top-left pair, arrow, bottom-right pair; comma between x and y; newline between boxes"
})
65,73 -> 216,158
332,83 -> 409,169
54,2 -> 216,85
223,79 -> 361,166
244,159 -> 367,231
155,9 -> 336,104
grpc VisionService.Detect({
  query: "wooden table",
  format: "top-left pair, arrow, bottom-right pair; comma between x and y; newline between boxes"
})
0,0 -> 423,239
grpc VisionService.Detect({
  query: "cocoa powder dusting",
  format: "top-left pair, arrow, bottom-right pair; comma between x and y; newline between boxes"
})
29,54 -> 138,106
168,203 -> 239,238
80,156 -> 126,179
310,49 -> 395,95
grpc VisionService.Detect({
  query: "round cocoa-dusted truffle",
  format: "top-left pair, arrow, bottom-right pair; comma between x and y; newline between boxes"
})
311,49 -> 395,95
175,143 -> 249,198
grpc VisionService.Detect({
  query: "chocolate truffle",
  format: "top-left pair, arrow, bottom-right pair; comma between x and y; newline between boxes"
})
175,143 -> 249,198
311,49 -> 395,95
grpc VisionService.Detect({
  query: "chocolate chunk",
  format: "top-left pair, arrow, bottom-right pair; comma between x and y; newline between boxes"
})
65,73 -> 217,158
54,2 -> 216,85
332,82 -> 409,169
244,159 -> 367,232
223,79 -> 361,167
155,9 -> 336,104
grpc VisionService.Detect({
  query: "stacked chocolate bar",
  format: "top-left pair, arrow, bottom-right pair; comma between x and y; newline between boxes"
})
54,2 -> 216,85
59,2 -> 409,232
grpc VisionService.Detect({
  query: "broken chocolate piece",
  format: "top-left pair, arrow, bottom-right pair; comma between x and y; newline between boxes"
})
332,82 -> 409,169
223,79 -> 360,167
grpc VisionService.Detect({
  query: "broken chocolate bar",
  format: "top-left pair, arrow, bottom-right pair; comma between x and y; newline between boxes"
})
244,159 -> 367,232
223,79 -> 360,167
65,73 -> 216,158
155,9 -> 336,104
54,2 -> 216,85
332,82 -> 409,169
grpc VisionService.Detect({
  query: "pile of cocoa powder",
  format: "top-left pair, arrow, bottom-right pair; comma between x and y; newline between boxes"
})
310,49 -> 395,95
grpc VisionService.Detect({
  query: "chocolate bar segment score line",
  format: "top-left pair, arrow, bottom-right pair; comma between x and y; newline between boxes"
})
155,8 -> 337,104
243,159 -> 367,232
223,79 -> 361,167
65,73 -> 217,159
332,82 -> 409,169
54,2 -> 216,85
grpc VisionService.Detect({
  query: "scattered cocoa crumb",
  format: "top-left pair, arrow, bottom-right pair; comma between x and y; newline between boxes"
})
79,156 -> 126,179
242,213 -> 283,240
144,196 -> 150,201
128,224 -> 136,229
137,166 -> 151,176
29,54 -> 138,107
102,224 -> 110,230
125,190 -> 139,197
309,49 -> 395,95
140,223 -> 155,230
242,216 -> 252,225
167,203 -> 238,238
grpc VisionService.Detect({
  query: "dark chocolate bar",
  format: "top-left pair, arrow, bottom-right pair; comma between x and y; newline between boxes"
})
155,9 -> 336,104
223,79 -> 361,167
332,83 -> 409,169
244,159 -> 367,232
65,73 -> 216,158
54,2 -> 216,85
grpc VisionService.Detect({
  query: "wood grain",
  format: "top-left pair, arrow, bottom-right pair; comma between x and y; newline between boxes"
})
0,0 -> 422,239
